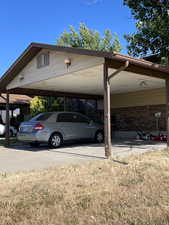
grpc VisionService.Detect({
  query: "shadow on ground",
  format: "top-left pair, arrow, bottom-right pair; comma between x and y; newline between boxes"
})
3,138 -> 166,154
0,138 -> 166,173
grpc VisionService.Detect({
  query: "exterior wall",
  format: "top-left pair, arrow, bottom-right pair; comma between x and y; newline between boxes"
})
98,88 -> 166,132
111,104 -> 166,131
110,88 -> 166,131
110,89 -> 166,131
97,88 -> 166,110
111,88 -> 165,108
7,49 -> 104,90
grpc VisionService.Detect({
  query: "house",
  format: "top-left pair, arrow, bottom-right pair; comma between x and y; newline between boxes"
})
0,94 -> 32,123
1,42 -> 169,157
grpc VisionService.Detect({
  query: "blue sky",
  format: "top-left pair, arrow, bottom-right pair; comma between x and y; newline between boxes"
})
0,0 -> 136,76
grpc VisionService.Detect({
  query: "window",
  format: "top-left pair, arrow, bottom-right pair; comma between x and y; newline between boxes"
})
37,52 -> 49,68
74,114 -> 89,123
57,113 -> 89,123
65,98 -> 97,120
31,113 -> 52,121
57,113 -> 74,122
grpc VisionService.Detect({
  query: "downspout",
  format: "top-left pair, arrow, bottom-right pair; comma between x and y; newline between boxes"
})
108,61 -> 129,81
103,60 -> 129,159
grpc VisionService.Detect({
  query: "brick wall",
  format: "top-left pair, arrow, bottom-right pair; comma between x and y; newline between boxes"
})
110,104 -> 166,131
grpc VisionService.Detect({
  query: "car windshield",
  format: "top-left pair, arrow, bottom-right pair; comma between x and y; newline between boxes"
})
30,113 -> 53,121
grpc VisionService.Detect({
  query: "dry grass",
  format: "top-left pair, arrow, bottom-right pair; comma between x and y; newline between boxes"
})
1,150 -> 169,225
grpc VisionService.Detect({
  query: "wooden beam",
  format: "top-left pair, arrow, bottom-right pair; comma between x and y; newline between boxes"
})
103,60 -> 129,158
103,63 -> 112,158
106,58 -> 168,80
166,79 -> 169,147
7,88 -> 103,100
5,92 -> 10,147
0,94 -> 7,101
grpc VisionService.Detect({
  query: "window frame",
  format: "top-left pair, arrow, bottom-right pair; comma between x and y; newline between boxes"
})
37,51 -> 50,69
57,113 -> 89,123
30,112 -> 53,121
74,114 -> 89,123
57,113 -> 74,123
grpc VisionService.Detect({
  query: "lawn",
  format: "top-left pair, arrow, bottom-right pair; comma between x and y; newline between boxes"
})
0,150 -> 169,225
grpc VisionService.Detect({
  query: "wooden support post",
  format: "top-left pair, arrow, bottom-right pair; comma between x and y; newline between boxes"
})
5,92 -> 10,147
166,79 -> 169,148
103,63 -> 112,158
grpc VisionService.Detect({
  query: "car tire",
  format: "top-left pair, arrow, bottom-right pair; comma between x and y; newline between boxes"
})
48,133 -> 63,148
95,130 -> 104,143
30,142 -> 40,147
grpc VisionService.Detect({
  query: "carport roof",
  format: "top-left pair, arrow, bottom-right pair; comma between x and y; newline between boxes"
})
0,94 -> 31,105
1,42 -> 169,97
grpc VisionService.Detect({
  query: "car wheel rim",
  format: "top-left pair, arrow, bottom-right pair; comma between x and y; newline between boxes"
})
97,133 -> 103,142
51,135 -> 61,147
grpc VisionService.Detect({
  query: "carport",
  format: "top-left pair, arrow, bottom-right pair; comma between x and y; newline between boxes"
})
1,42 -> 169,158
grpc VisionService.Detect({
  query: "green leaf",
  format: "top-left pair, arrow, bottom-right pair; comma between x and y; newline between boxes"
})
56,23 -> 122,52
124,0 -> 169,64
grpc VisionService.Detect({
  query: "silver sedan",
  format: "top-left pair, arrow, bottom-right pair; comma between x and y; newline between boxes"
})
17,112 -> 104,148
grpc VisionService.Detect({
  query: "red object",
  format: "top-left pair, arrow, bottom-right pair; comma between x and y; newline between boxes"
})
152,136 -> 160,141
34,123 -> 44,130
151,135 -> 167,142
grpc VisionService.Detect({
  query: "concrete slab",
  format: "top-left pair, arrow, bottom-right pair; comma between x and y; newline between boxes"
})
0,139 -> 166,173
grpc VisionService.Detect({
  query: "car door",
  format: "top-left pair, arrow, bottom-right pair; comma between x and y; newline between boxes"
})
72,113 -> 93,139
56,113 -> 79,140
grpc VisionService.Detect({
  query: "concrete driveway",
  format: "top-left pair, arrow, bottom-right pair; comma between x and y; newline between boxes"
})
0,139 -> 166,173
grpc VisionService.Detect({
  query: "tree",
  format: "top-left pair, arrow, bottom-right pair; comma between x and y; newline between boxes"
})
30,96 -> 47,116
124,0 -> 169,62
57,23 -> 122,52
30,96 -> 64,116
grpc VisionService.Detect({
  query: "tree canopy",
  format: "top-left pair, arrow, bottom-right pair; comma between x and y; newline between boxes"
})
57,23 -> 122,52
124,0 -> 169,61
30,96 -> 47,117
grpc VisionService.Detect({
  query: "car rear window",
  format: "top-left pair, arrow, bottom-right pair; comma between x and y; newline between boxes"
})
30,113 -> 53,121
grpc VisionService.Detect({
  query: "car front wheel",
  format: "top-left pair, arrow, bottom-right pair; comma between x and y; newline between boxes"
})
48,133 -> 63,148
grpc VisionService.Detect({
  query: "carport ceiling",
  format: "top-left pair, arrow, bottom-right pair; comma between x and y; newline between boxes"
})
0,42 -> 169,96
22,65 -> 165,95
